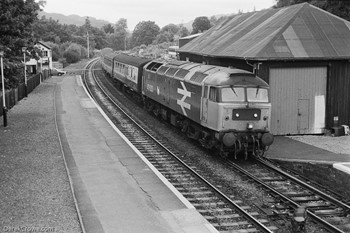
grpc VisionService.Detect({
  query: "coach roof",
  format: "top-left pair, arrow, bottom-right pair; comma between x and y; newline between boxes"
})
113,53 -> 152,67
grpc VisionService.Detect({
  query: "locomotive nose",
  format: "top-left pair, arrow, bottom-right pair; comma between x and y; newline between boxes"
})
261,133 -> 274,146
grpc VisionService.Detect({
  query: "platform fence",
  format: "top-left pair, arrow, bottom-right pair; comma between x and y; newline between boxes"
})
0,70 -> 51,117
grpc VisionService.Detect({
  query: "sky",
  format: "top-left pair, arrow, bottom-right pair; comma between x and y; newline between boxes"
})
42,0 -> 276,30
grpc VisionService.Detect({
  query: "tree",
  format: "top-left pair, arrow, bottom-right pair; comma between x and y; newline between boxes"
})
192,16 -> 212,34
131,21 -> 160,47
177,25 -> 190,38
63,43 -> 86,63
274,0 -> 350,20
103,23 -> 114,34
0,0 -> 44,88
155,24 -> 180,43
114,18 -> 128,50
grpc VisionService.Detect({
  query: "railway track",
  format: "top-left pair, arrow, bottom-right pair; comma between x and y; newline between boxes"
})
227,158 -> 350,233
82,60 -> 278,232
82,59 -> 349,232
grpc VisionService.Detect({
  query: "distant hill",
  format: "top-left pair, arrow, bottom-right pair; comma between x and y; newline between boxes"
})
38,11 -> 110,28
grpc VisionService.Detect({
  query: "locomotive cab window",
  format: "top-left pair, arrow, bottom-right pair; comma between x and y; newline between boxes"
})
209,87 -> 218,102
221,87 -> 245,102
247,87 -> 268,102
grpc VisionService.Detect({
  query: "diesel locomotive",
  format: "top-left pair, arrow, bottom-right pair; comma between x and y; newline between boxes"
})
100,48 -> 274,159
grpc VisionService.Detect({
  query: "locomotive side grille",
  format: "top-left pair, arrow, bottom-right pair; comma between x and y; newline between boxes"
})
232,109 -> 261,121
190,72 -> 208,83
175,69 -> 189,79
157,66 -> 169,74
165,67 -> 178,76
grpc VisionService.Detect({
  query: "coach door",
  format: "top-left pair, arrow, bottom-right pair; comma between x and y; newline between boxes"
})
201,85 -> 209,125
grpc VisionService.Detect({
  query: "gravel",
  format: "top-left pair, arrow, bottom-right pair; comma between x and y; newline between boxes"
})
0,79 -> 82,233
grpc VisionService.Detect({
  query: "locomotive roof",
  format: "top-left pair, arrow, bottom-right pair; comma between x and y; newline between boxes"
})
204,71 -> 269,87
144,59 -> 268,87
174,62 -> 268,87
113,53 -> 152,67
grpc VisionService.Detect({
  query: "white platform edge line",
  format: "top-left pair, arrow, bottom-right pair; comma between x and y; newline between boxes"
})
77,75 -> 197,211
268,157 -> 341,164
333,162 -> 350,175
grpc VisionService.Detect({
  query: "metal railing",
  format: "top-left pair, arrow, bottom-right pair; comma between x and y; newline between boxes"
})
0,70 -> 50,117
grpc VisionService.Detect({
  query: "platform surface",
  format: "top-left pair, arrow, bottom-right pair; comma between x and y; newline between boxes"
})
267,135 -> 350,175
54,75 -> 218,233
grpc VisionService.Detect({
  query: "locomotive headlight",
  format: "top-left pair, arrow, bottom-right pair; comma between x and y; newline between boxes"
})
247,123 -> 253,130
254,113 -> 258,118
235,113 -> 240,118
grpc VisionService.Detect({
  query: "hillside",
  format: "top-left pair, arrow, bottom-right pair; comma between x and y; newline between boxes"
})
38,11 -> 110,28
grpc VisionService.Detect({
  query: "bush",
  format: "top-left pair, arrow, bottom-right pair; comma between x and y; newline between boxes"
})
63,49 -> 80,63
63,43 -> 85,64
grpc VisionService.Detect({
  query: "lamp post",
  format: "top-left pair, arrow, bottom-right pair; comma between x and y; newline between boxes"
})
40,48 -> 44,82
22,47 -> 27,97
0,50 -> 7,127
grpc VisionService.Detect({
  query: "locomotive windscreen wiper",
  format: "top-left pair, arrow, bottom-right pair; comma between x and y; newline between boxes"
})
256,86 -> 260,97
230,86 -> 238,97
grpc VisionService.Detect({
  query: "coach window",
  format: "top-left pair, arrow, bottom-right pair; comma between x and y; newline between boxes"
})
209,87 -> 218,102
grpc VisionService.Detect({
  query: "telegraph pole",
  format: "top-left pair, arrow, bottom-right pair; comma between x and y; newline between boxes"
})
87,32 -> 90,59
22,47 -> 27,97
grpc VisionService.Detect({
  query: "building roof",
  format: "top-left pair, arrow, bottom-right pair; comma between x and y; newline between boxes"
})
178,3 -> 350,60
38,41 -> 51,50
179,33 -> 203,40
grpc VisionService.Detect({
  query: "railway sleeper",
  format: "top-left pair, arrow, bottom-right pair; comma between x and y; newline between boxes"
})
314,209 -> 346,216
290,196 -> 322,202
212,219 -> 269,227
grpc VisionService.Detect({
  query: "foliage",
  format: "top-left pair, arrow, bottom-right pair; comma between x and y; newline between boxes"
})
177,26 -> 190,37
130,21 -> 160,47
274,0 -> 350,20
0,0 -> 44,88
63,43 -> 87,63
192,16 -> 212,34
155,24 -> 181,43
103,24 -> 114,34
114,18 -> 128,50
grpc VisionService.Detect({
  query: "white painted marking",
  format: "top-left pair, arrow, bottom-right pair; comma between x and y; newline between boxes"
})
333,163 -> 350,175
177,81 -> 191,116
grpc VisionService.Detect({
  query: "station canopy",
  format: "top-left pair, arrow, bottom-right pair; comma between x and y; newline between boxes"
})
178,3 -> 350,60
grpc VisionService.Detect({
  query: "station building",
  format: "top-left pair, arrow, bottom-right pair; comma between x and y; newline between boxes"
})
178,3 -> 350,135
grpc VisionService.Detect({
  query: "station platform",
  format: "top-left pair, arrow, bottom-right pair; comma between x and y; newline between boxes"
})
267,136 -> 350,174
0,75 -> 218,233
55,75 -> 218,233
